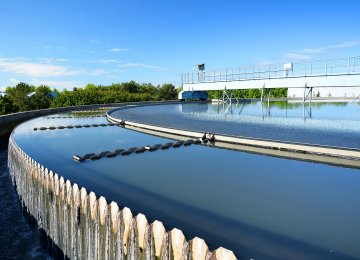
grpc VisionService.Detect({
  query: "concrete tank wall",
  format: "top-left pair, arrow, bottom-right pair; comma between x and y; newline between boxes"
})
6,106 -> 236,259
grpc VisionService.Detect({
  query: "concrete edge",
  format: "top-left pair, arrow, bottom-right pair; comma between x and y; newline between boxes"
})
107,106 -> 360,166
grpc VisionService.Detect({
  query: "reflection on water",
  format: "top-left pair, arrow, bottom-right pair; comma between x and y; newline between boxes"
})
205,101 -> 360,121
112,101 -> 360,149
11,111 -> 360,259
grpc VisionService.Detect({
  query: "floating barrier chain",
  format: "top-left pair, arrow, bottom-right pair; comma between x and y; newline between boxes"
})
33,121 -> 125,131
73,138 -> 207,162
46,115 -> 106,119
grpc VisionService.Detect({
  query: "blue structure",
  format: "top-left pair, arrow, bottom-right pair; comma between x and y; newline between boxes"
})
178,90 -> 208,101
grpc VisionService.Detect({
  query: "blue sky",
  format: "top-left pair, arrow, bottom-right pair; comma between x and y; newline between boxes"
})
0,0 -> 360,90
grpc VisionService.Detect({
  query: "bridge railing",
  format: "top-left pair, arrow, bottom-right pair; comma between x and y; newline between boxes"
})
182,56 -> 360,84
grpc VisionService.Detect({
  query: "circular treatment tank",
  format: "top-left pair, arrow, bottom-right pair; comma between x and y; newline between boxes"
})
10,103 -> 360,259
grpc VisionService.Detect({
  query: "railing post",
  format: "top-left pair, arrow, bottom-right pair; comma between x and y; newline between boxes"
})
325,60 -> 327,76
348,57 -> 351,74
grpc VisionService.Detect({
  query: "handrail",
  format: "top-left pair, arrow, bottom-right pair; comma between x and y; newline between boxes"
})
182,56 -> 360,84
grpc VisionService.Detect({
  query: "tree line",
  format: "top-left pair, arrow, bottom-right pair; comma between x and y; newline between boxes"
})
207,88 -> 288,99
0,81 -> 178,115
0,81 -> 289,115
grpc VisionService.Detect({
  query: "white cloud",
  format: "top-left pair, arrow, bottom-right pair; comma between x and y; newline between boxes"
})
109,48 -> 129,52
119,63 -> 166,71
31,79 -> 84,90
37,58 -> 69,63
285,40 -> 360,61
0,58 -> 77,77
9,77 -> 20,84
43,45 -> 66,51
99,59 -> 119,64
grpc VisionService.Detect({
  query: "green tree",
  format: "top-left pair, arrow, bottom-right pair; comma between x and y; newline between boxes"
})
0,95 -> 18,115
5,82 -> 35,111
29,85 -> 53,110
120,80 -> 140,93
158,83 -> 177,100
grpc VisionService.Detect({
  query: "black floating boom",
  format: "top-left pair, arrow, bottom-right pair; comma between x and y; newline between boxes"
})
72,138 -> 205,162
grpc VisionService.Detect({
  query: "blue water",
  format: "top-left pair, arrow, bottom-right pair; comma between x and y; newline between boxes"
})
11,110 -> 360,259
110,101 -> 360,149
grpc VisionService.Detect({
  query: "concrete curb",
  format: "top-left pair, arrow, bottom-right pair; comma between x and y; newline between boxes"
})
107,105 -> 360,167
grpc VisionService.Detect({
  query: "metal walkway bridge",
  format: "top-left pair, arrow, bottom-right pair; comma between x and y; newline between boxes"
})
181,56 -> 360,102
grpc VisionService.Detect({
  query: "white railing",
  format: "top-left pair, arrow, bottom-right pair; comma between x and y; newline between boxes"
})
182,56 -> 360,84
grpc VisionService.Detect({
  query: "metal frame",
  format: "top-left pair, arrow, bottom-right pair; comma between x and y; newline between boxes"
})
182,56 -> 360,84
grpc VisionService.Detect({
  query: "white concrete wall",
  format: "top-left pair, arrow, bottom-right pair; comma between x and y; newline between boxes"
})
288,86 -> 360,98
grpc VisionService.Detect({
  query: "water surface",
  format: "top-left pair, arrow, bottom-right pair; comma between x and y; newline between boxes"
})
11,112 -> 360,259
110,101 -> 360,149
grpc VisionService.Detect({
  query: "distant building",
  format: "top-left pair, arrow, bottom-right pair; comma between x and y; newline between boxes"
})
26,91 -> 57,98
48,92 -> 57,99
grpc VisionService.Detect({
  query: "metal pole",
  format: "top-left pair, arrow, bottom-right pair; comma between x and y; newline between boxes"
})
325,60 -> 327,75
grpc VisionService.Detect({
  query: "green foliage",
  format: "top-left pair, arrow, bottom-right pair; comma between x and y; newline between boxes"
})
157,83 -> 177,100
1,81 -> 182,114
5,82 -> 35,111
208,88 -> 288,99
29,85 -> 53,110
50,82 -> 177,108
0,95 -> 18,115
